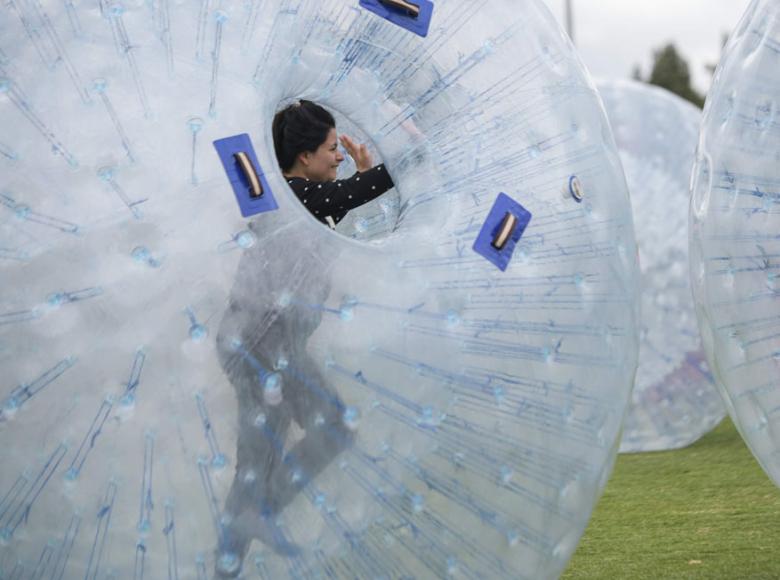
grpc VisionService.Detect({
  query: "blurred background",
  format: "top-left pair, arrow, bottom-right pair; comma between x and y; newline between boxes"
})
544,0 -> 751,104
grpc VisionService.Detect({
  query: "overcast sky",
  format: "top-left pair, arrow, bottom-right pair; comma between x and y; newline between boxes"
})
542,0 -> 751,94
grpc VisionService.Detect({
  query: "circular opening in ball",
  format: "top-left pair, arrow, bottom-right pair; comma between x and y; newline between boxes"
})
273,98 -> 402,242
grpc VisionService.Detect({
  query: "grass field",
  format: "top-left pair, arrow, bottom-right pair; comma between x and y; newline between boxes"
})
562,418 -> 780,579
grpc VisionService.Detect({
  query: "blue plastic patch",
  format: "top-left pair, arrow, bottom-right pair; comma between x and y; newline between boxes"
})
472,193 -> 532,272
359,0 -> 434,38
213,133 -> 278,218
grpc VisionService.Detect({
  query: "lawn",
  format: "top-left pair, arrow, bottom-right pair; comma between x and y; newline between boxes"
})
562,418 -> 780,579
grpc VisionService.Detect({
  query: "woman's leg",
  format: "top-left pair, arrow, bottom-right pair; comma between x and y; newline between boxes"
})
263,352 -> 356,514
215,335 -> 296,576
223,388 -> 292,524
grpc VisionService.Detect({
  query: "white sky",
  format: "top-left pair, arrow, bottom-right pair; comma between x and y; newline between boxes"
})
542,0 -> 751,94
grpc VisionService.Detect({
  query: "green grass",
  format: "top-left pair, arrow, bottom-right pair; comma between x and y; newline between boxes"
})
562,418 -> 780,580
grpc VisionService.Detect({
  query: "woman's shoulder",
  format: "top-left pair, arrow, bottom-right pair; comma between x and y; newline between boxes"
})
286,176 -> 313,193
287,176 -> 333,196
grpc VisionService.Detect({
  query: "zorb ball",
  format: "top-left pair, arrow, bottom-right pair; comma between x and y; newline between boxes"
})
690,0 -> 780,487
598,79 -> 725,453
0,1 -> 639,578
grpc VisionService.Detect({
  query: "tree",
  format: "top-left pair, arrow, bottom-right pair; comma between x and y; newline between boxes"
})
647,43 -> 705,108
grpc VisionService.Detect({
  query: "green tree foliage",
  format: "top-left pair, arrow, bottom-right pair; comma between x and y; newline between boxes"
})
646,43 -> 705,108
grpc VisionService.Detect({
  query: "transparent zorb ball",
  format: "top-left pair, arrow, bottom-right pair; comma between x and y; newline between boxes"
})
0,1 -> 639,578
689,0 -> 780,487
598,79 -> 725,453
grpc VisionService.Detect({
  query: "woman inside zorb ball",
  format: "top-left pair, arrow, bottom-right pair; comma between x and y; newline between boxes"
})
0,0 -> 640,578
215,100 -> 396,576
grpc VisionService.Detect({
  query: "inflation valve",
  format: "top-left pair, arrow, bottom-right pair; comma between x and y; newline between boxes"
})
568,175 -> 584,202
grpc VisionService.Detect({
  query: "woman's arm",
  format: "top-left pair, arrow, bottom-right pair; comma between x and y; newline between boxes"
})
293,164 -> 394,220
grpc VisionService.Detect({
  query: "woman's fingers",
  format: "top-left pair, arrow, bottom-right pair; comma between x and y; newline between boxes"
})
341,137 -> 362,162
339,134 -> 356,154
340,134 -> 373,171
360,144 -> 371,166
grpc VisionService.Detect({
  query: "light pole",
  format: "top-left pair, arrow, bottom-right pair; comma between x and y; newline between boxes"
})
565,0 -> 574,44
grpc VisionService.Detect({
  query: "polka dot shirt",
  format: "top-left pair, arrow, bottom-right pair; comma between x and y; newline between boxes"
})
286,164 -> 394,227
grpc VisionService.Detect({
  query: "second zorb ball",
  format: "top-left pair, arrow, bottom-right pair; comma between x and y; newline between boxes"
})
598,79 -> 725,453
690,0 -> 780,486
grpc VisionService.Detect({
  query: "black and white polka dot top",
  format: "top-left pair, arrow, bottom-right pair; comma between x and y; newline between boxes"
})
286,164 -> 395,227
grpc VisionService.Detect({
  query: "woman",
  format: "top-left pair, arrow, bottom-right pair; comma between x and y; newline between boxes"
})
273,99 -> 395,227
215,101 -> 393,578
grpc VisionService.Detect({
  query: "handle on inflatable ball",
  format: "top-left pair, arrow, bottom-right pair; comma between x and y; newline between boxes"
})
359,0 -> 433,37
491,212 -> 518,251
379,0 -> 420,18
213,133 -> 278,218
234,152 -> 263,198
473,192 -> 532,272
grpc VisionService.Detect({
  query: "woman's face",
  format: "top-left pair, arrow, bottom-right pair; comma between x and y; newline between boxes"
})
302,128 -> 344,181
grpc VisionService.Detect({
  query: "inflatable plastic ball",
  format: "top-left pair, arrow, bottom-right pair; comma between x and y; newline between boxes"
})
0,1 -> 639,577
598,79 -> 725,453
689,0 -> 780,488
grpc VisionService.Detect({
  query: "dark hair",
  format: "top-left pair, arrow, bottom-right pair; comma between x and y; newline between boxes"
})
272,100 -> 336,172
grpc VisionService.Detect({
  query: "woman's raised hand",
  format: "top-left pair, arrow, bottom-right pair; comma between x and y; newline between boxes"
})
339,134 -> 373,173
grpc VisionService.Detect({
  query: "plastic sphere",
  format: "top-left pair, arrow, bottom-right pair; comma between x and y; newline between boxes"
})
0,1 -> 639,578
689,0 -> 780,487
598,79 -> 725,453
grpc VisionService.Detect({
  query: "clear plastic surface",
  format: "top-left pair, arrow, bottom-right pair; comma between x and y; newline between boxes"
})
0,1 -> 639,578
598,79 -> 725,453
689,0 -> 780,487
